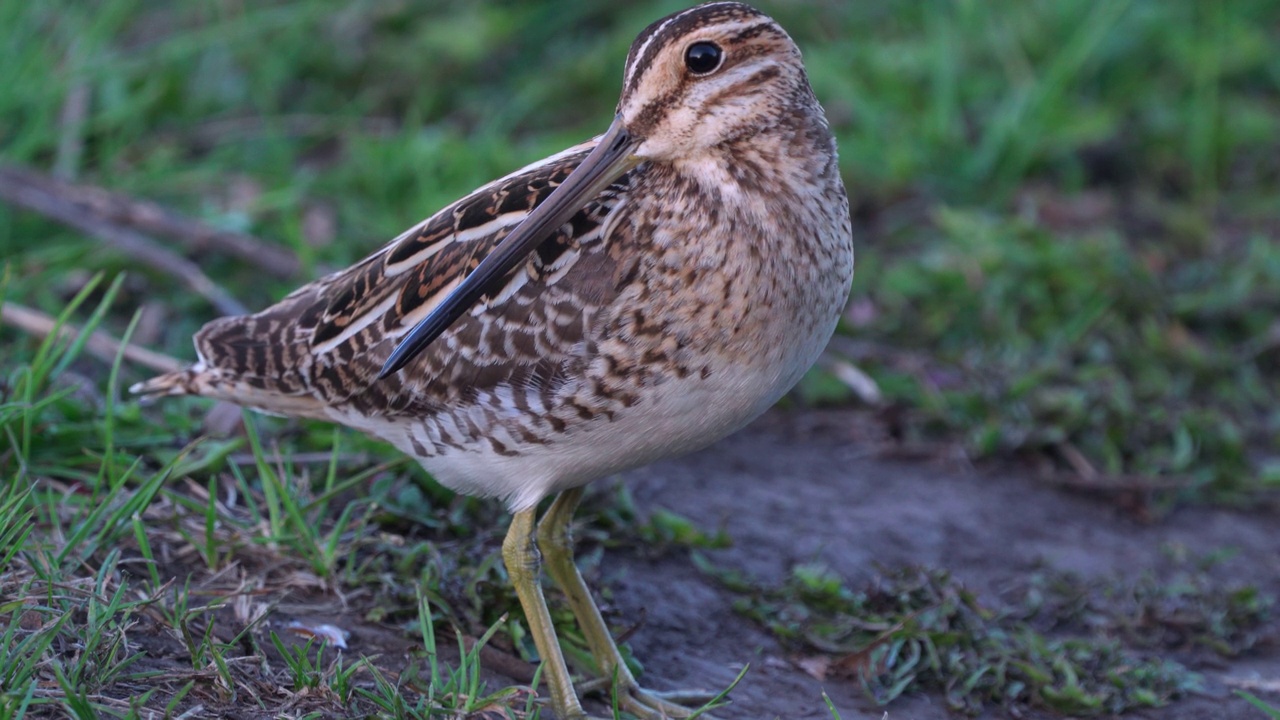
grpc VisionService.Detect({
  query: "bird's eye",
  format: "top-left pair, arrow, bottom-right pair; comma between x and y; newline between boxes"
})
684,41 -> 724,75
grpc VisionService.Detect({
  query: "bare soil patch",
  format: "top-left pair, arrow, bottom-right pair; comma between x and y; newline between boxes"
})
33,409 -> 1275,719
587,409 -> 1280,719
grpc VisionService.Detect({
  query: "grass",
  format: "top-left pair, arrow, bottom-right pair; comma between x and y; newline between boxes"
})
0,281 -> 729,717
1240,692 -> 1280,720
1,0 -> 1278,717
836,210 -> 1280,497
707,559 -> 1274,715
1018,565 -> 1275,658
0,300 -> 550,718
711,563 -> 1185,715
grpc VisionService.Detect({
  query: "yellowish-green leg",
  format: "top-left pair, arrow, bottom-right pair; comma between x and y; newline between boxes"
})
538,488 -> 717,719
504,507 -> 594,720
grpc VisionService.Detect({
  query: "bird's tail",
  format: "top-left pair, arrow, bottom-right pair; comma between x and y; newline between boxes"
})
129,366 -> 207,399
130,362 -> 329,419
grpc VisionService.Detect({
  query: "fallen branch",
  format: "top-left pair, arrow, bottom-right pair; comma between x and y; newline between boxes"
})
1,302 -> 185,374
0,166 -> 248,316
0,164 -> 301,279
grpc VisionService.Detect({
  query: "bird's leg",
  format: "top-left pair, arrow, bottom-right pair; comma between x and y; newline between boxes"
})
503,507 -> 593,720
538,488 -> 719,719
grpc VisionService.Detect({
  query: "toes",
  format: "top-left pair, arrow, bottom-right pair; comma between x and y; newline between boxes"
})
618,687 -> 718,719
648,688 -> 719,706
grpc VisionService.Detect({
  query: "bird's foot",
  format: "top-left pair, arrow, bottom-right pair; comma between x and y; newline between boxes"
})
577,677 -> 725,719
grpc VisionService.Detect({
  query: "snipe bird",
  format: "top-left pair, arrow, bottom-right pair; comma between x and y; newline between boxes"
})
134,2 -> 853,717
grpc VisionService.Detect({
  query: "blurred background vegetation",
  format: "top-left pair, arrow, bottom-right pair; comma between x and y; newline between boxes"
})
2,0 -> 1278,495
2,1 -> 1279,717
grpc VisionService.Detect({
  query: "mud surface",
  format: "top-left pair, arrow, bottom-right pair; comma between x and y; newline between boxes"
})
166,408 -> 1279,719
583,409 -> 1280,720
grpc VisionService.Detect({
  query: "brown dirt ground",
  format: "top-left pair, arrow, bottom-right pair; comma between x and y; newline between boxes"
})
104,408 -> 1279,720
577,409 -> 1280,720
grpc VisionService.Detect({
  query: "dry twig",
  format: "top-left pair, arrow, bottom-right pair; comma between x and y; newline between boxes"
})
0,167 -> 249,316
0,164 -> 301,279
1,302 -> 184,374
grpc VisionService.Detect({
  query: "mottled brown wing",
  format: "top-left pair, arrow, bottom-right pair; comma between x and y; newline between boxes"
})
190,140 -> 628,418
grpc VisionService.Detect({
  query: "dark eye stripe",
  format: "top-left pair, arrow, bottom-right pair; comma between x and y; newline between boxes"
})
622,4 -> 769,97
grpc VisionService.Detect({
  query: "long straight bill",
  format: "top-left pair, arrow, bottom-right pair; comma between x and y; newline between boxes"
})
378,118 -> 640,379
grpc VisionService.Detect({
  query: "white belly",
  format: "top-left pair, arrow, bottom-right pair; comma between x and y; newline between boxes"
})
366,306 -> 836,512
